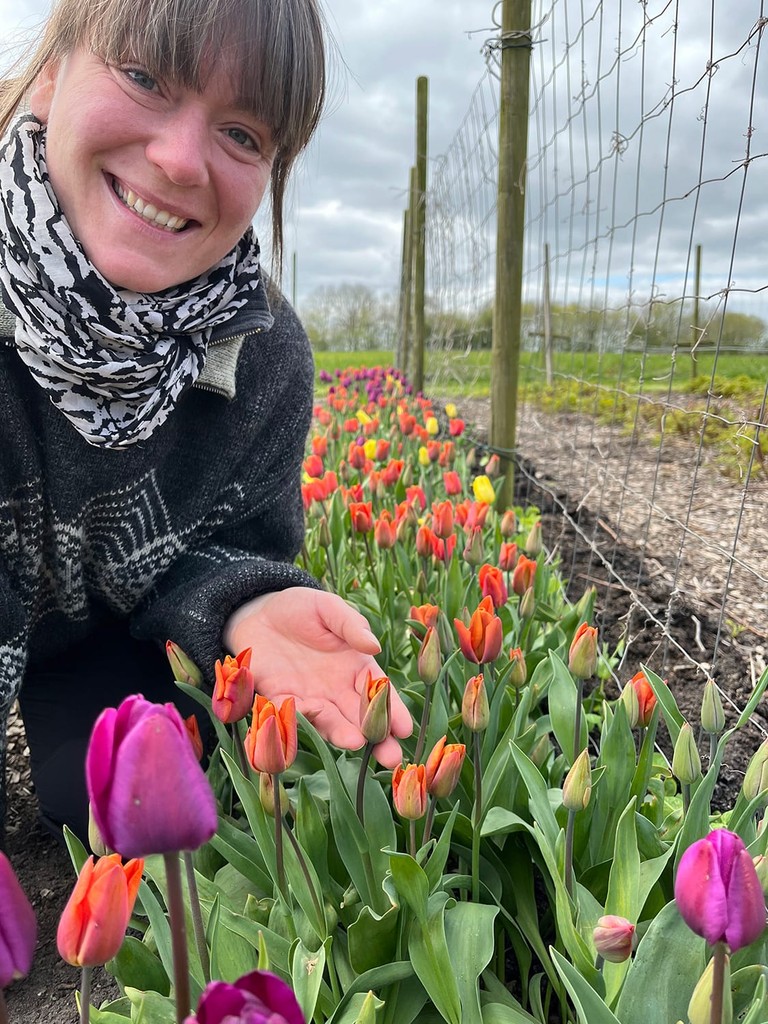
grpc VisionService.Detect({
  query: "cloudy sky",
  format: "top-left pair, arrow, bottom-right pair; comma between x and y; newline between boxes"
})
2,0 -> 767,325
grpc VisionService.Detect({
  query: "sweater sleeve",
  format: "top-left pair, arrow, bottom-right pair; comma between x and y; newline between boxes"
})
130,297 -> 323,682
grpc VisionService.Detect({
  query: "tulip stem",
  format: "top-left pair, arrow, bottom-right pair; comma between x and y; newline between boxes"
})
472,730 -> 483,902
79,966 -> 92,1024
409,819 -> 417,858
711,941 -> 726,1024
163,852 -> 191,1024
423,794 -> 437,846
565,808 -> 576,898
413,684 -> 434,763
355,740 -> 375,825
183,851 -> 210,984
272,773 -> 288,900
283,822 -> 325,932
573,676 -> 585,763
682,782 -> 691,817
324,548 -> 338,592
232,722 -> 250,778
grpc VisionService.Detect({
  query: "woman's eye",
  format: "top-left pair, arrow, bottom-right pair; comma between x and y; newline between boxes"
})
124,68 -> 157,92
227,127 -> 257,150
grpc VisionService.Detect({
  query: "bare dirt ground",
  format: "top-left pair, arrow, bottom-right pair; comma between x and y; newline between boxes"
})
4,396 -> 766,1021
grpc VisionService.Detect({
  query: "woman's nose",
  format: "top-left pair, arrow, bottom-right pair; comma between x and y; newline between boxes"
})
144,108 -> 211,188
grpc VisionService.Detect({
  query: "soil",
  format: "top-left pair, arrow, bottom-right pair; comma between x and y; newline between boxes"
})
4,396 -> 766,1021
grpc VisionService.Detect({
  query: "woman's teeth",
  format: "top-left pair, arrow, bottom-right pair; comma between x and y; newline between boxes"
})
112,180 -> 189,232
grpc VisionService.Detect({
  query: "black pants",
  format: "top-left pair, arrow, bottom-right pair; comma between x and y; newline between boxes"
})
18,616 -> 209,844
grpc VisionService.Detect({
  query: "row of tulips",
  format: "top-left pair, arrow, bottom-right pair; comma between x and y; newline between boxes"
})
3,363 -> 765,1024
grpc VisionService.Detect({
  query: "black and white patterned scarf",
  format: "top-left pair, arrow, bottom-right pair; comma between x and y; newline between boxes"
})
0,115 -> 270,448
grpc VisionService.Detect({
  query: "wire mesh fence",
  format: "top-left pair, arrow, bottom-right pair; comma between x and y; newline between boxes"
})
424,1 -> 768,727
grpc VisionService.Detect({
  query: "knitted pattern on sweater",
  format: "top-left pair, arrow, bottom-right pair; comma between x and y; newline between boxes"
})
0,290 -> 320,828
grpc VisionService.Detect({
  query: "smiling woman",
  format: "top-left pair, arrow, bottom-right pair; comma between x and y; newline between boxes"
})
0,0 -> 411,873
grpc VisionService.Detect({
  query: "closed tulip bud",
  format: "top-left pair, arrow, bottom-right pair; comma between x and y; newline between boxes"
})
485,453 -> 501,478
409,602 -> 439,637
742,739 -> 768,802
392,763 -> 427,819
212,647 -> 255,725
627,670 -> 658,727
354,990 -> 379,1024
524,521 -> 542,556
462,526 -> 485,567
612,682 -> 638,728
530,734 -> 551,769
245,696 -> 298,775
562,748 -> 592,811
512,555 -> 537,596
568,622 -> 598,680
462,674 -> 490,732
318,515 -> 332,549
417,627 -> 442,687
432,500 -> 455,539
500,508 -> 517,537
498,541 -> 518,572
349,501 -> 373,533
675,828 -> 766,951
184,714 -> 204,761
574,586 -> 597,624
508,647 -> 527,689
87,803 -> 108,857
472,474 -> 496,505
519,586 -> 536,620
672,722 -> 701,786
165,640 -> 203,687
593,915 -> 635,963
753,855 -> 768,895
87,695 -> 218,858
687,955 -> 732,1024
425,736 -> 466,799
415,568 -> 428,595
0,853 -> 37,986
57,854 -> 143,968
416,525 -> 433,559
701,679 -> 725,736
259,772 -> 290,818
374,511 -> 397,549
359,673 -> 392,744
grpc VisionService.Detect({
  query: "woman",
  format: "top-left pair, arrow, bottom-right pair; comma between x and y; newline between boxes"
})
0,0 -> 410,841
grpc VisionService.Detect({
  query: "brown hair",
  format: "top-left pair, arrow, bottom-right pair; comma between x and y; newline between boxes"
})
0,0 -> 327,277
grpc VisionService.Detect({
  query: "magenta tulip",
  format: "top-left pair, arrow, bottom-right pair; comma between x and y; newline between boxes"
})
183,969 -> 305,1024
87,694 -> 218,859
0,853 -> 36,987
675,829 -> 767,951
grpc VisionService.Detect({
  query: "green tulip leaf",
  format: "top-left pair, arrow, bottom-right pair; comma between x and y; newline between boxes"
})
734,664 -> 768,728
217,905 -> 292,977
588,704 -> 636,864
389,851 -> 429,926
207,894 -> 263,982
614,901 -> 707,1024
732,966 -> 768,1019
87,1004 -> 132,1024
481,1003 -> 540,1024
547,652 -> 588,767
424,804 -> 460,892
326,962 -> 415,1024
124,986 -> 177,1024
348,903 -> 399,974
290,937 -> 326,1022
550,948 -> 621,1024
509,743 -> 560,852
210,817 -> 273,895
108,936 -> 169,997
444,902 -> 499,1024
640,665 -> 683,747
62,825 -> 89,876
408,891 -> 462,1024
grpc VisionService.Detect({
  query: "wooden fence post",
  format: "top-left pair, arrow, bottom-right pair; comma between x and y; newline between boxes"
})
398,167 -> 417,375
413,76 -> 428,395
491,0 -> 532,508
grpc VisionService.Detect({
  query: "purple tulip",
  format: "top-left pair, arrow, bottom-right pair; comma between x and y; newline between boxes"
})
184,970 -> 305,1024
0,853 -> 37,987
87,694 -> 218,859
675,828 -> 767,951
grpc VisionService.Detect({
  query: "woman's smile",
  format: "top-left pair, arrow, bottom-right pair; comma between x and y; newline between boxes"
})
110,176 -> 190,232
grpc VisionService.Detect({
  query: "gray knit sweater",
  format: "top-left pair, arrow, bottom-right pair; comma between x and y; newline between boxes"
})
0,289 -> 319,825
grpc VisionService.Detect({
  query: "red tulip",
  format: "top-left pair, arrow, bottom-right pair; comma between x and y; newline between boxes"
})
498,541 -> 518,572
511,555 -> 537,596
374,511 -> 397,549
184,715 -> 204,761
432,500 -> 455,539
443,470 -> 462,496
454,596 -> 503,664
478,563 -> 508,609
628,670 -> 658,726
349,501 -> 373,533
245,697 -> 298,775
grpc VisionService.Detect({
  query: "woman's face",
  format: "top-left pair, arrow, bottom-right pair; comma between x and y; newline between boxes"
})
30,49 -> 275,293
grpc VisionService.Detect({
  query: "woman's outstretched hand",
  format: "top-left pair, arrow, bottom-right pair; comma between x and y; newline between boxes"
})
223,588 -> 412,768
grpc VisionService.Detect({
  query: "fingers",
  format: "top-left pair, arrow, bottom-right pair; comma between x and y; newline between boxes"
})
389,686 -> 414,740
317,592 -> 382,654
298,698 -> 366,752
372,734 -> 405,770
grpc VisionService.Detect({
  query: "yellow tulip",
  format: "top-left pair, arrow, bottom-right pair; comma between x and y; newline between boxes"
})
425,416 -> 439,435
363,438 -> 377,460
418,446 -> 430,466
472,474 -> 496,504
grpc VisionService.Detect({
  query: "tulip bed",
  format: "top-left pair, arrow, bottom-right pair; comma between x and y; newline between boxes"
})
9,366 -> 767,1024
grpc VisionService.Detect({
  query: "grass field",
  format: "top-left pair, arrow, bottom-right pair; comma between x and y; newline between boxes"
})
313,347 -> 767,401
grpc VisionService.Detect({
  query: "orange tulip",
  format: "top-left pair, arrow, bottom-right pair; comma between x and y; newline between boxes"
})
432,500 -> 455,539
498,541 -> 518,572
628,670 -> 658,726
443,470 -> 462,496
568,622 -> 598,679
392,763 -> 428,819
462,674 -> 490,731
349,501 -> 373,533
245,696 -> 298,775
511,554 -> 537,596
212,647 -> 255,724
454,596 -> 503,664
478,563 -> 508,609
508,647 -> 527,688
374,511 -> 397,549
360,672 -> 391,744
184,714 -> 204,761
303,453 -> 324,478
425,736 -> 466,798
57,855 -> 143,967
409,603 -> 440,637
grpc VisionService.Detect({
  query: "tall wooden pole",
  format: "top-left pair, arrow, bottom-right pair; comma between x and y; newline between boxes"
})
413,76 -> 428,395
491,0 -> 532,508
691,243 -> 701,379
396,205 -> 410,369
400,166 -> 417,379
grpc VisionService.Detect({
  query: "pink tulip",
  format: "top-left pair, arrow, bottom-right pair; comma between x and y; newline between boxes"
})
675,829 -> 766,951
0,853 -> 36,987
